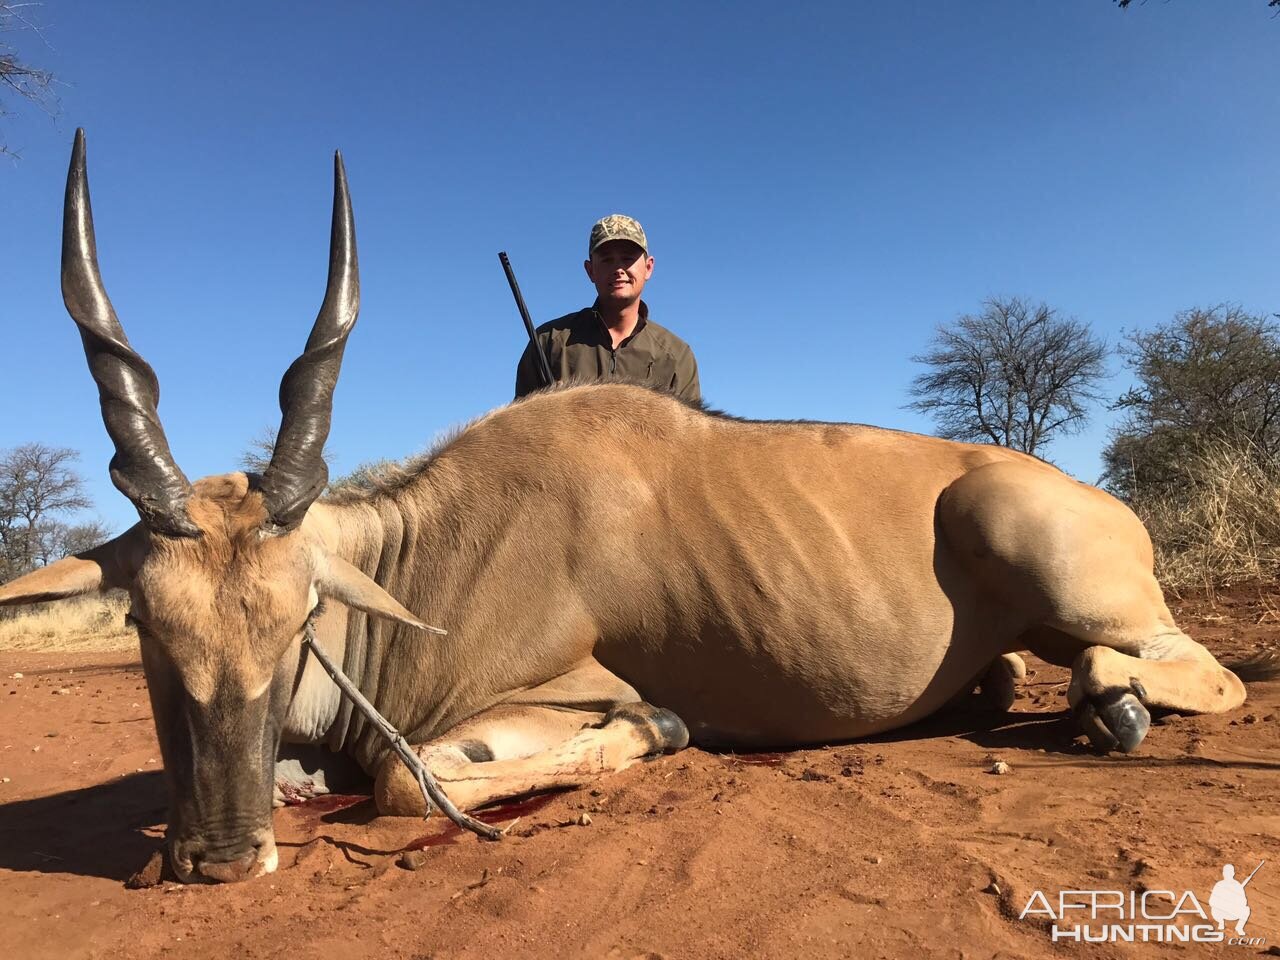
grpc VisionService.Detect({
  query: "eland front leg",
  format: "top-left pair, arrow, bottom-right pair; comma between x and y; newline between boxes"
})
375,701 -> 689,815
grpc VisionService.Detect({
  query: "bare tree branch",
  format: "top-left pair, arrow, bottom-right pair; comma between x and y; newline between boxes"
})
0,443 -> 106,581
0,2 -> 58,158
1116,0 -> 1280,8
907,297 -> 1108,457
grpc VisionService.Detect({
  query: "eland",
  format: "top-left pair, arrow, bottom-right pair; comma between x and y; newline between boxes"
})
2,132 -> 1274,883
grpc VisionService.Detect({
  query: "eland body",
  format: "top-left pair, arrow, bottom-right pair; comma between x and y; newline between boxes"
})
2,133 -> 1272,883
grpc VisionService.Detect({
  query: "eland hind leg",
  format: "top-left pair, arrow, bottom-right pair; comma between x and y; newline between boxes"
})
944,654 -> 1028,713
940,460 -> 1253,752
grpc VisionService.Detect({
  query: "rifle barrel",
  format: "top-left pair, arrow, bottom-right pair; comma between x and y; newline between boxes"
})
499,251 -> 554,389
1243,860 -> 1265,887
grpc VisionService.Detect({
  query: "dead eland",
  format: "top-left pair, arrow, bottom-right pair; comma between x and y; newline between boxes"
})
2,132 -> 1274,884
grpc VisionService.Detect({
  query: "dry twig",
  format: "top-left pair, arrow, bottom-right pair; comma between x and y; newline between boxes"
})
302,624 -> 502,841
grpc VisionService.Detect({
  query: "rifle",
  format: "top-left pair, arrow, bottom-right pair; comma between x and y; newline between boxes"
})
1242,860 -> 1266,887
499,251 -> 554,389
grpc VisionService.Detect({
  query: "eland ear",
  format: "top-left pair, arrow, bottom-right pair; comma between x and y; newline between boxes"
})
318,554 -> 445,634
0,526 -> 146,606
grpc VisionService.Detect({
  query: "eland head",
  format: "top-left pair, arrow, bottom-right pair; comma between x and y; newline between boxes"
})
0,131 -> 430,882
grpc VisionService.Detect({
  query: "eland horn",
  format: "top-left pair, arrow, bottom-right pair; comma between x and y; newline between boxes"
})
257,152 -> 359,534
61,129 -> 200,538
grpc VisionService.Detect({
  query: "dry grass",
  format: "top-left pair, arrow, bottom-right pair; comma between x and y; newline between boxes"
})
1130,441 -> 1280,593
0,593 -> 137,652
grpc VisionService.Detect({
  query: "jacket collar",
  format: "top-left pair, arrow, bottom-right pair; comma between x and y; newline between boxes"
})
590,299 -> 649,347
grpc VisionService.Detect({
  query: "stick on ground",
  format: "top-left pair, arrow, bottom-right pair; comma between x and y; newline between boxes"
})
302,624 -> 503,841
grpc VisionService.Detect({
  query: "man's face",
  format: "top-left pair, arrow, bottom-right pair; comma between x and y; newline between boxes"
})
584,240 -> 654,306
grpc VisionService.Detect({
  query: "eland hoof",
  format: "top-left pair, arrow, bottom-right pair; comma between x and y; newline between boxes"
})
598,702 -> 691,753
1073,691 -> 1150,754
273,756 -> 332,806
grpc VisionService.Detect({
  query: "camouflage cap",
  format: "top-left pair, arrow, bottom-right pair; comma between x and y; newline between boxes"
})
588,214 -> 648,257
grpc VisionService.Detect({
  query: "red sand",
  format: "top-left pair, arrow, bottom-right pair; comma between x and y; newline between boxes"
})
1,586 -> 1277,959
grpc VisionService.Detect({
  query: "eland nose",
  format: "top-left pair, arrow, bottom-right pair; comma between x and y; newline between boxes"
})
195,848 -> 261,883
175,830 -> 278,884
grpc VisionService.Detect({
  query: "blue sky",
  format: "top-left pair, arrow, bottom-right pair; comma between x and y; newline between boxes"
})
3,2 -> 1277,536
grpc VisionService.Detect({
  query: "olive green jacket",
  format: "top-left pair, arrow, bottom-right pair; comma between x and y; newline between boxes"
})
514,301 -> 701,403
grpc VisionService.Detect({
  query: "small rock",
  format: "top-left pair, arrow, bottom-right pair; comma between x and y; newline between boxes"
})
397,849 -> 429,871
53,688 -> 71,696
31,746 -> 40,753
983,881 -> 1001,896
800,767 -> 833,782
1242,713 -> 1259,725
1,777 -> 10,783
1154,713 -> 1182,726
10,673 -> 22,680
1261,945 -> 1280,957
1264,714 -> 1278,723
988,761 -> 1012,775
126,850 -> 167,889
865,855 -> 882,865
577,813 -> 592,826
840,766 -> 854,777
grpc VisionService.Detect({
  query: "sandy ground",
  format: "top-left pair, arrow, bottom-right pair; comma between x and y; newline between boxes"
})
1,587 -> 1278,960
